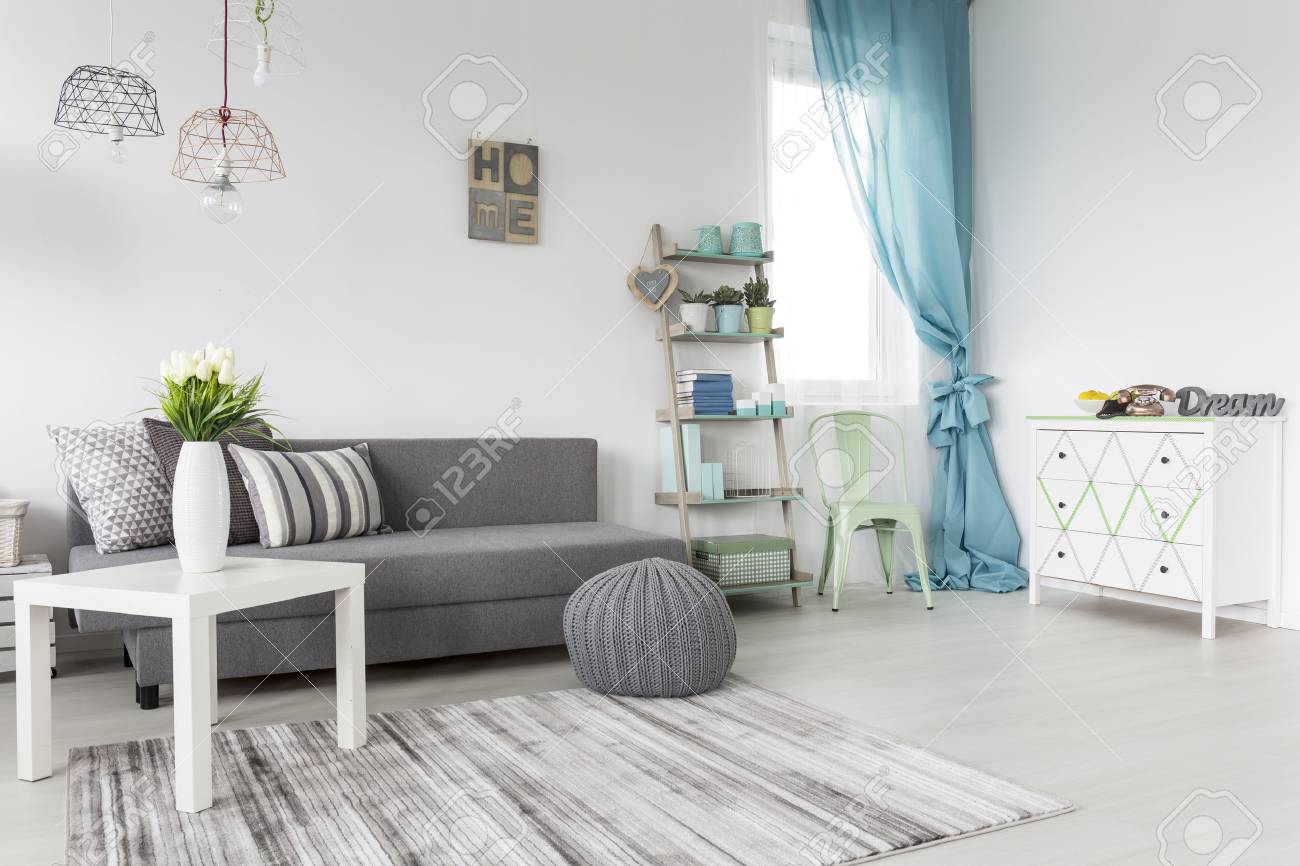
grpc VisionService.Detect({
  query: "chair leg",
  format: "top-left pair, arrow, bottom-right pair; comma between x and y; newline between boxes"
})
874,522 -> 897,594
902,515 -> 934,610
817,517 -> 835,596
830,519 -> 855,611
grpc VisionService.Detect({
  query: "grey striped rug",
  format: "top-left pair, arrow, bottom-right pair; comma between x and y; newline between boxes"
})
66,678 -> 1071,865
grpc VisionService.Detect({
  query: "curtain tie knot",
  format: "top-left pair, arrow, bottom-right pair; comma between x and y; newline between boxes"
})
928,374 -> 993,433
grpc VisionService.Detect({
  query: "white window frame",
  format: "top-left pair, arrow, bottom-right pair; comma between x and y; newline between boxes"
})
762,22 -> 918,407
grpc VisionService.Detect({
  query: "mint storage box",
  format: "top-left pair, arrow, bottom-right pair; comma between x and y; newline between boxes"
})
690,534 -> 793,589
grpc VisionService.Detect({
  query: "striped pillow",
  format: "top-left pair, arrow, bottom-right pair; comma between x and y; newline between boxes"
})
228,443 -> 388,549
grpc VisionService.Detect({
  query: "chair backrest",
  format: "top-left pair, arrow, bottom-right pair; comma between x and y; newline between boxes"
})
805,410 -> 910,511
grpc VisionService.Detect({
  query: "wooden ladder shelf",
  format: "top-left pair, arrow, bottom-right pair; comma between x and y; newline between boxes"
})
650,224 -> 813,606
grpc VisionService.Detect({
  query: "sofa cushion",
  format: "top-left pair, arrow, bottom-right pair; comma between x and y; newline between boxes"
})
229,442 -> 388,548
49,422 -> 172,554
143,418 -> 273,546
71,522 -> 686,633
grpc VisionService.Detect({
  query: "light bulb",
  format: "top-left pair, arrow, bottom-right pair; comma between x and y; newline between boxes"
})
253,43 -> 272,87
107,122 -> 126,164
200,176 -> 243,224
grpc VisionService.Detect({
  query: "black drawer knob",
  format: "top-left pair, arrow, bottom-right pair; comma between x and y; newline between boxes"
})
1058,451 -> 1066,459
1058,501 -> 1067,509
1160,510 -> 1170,519
1057,551 -> 1066,559
1159,565 -> 1169,574
1160,456 -> 1170,464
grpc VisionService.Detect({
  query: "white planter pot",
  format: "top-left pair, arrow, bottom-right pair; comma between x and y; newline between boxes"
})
680,303 -> 710,332
173,441 -> 230,573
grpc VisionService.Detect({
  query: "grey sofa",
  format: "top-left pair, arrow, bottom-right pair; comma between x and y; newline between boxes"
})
66,437 -> 686,709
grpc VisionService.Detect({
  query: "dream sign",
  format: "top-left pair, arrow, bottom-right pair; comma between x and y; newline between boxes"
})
626,265 -> 679,311
1176,386 -> 1285,417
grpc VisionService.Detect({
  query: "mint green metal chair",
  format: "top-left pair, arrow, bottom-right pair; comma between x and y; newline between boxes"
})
808,411 -> 933,612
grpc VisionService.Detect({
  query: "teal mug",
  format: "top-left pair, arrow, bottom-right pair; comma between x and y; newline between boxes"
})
694,225 -> 723,255
729,222 -> 763,257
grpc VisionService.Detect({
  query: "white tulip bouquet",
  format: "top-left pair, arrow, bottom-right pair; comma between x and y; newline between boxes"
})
152,343 -> 282,442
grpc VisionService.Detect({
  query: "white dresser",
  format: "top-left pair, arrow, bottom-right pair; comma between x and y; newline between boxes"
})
1027,415 -> 1284,638
1,555 -> 56,675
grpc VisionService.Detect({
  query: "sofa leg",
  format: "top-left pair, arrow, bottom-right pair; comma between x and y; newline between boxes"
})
123,646 -> 133,668
138,684 -> 159,710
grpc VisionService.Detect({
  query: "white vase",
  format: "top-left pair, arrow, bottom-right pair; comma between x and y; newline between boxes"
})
680,303 -> 710,332
172,441 -> 230,573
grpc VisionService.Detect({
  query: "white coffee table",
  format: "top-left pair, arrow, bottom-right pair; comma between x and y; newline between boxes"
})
14,556 -> 366,813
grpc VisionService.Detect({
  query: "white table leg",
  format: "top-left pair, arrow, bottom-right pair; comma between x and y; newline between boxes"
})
209,616 -> 219,726
173,615 -> 213,813
16,602 -> 52,782
335,583 -> 366,749
1028,571 -> 1041,605
1201,602 -> 1217,640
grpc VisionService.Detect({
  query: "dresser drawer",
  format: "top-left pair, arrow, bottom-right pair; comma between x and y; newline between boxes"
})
1033,527 -> 1109,582
1037,429 -> 1205,490
1035,478 -> 1204,545
1033,527 -> 1204,601
0,620 -> 56,647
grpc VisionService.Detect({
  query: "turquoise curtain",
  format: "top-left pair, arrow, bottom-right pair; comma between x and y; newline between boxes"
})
808,0 -> 1026,592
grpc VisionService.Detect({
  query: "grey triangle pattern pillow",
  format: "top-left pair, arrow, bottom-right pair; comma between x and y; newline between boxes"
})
48,422 -> 173,554
142,418 -> 272,546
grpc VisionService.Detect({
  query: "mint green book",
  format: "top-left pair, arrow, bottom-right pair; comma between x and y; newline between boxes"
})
660,427 -> 675,491
660,424 -> 703,492
682,423 -> 702,493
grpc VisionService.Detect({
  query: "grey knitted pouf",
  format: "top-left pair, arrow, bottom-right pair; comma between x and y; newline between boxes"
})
564,557 -> 737,698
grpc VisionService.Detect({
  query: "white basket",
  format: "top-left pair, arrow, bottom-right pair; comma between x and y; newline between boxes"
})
0,499 -> 28,568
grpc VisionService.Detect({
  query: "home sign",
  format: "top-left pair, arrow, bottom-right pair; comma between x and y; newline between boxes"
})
468,139 -> 538,244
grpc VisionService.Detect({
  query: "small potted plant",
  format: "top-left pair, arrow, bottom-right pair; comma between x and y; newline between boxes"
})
153,344 -> 281,573
678,289 -> 712,332
743,277 -> 775,334
710,285 -> 744,333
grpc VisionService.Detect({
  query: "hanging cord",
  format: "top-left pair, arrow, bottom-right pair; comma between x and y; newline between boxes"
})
255,0 -> 276,44
219,0 -> 230,145
107,0 -> 113,65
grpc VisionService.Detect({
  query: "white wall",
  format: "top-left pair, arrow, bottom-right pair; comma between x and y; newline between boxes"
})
971,1 -> 1300,622
4,1 -> 932,649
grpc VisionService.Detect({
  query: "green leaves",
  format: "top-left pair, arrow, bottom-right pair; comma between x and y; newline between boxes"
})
152,370 -> 283,443
742,277 -> 774,308
710,285 -> 743,306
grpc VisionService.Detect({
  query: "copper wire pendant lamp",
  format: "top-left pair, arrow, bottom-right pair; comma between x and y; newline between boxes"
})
54,0 -> 164,163
173,0 -> 285,223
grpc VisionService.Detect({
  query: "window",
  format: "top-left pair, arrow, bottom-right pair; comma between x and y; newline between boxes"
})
766,25 -> 917,405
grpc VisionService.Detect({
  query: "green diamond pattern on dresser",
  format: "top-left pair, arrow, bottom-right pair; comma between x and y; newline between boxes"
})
1027,416 -> 1285,640
1034,429 -> 1205,602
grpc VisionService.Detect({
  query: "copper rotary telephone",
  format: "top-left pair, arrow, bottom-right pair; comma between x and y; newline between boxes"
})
1098,384 -> 1176,418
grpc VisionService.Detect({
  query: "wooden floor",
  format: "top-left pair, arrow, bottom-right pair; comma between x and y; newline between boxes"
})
3,585 -> 1298,864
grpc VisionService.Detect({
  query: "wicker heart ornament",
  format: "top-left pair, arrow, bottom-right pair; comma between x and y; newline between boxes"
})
627,265 -> 679,311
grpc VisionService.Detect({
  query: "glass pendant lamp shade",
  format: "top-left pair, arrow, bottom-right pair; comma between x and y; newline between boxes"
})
171,108 -> 285,183
54,65 -> 164,136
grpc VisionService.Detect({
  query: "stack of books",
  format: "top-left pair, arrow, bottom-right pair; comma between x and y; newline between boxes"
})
676,369 -> 734,416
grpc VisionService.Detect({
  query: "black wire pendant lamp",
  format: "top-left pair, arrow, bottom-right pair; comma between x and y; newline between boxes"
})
53,0 -> 163,163
173,0 -> 285,224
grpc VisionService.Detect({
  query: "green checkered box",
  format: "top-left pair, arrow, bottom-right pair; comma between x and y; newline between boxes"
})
690,534 -> 793,589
